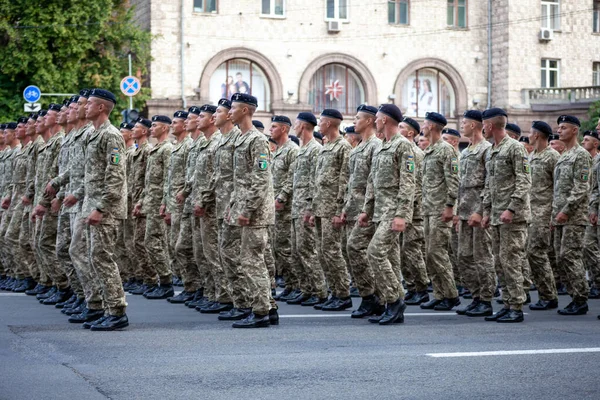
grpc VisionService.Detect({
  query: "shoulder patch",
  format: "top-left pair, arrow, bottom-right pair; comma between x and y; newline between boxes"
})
523,156 -> 530,173
258,153 -> 269,170
581,166 -> 589,182
450,157 -> 458,174
110,147 -> 120,165
406,155 -> 415,173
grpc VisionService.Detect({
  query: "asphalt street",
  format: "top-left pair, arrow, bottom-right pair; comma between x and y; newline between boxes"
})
1,290 -> 598,400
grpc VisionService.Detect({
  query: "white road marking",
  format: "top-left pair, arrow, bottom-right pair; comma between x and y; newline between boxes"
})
426,348 -> 600,358
281,313 -> 458,318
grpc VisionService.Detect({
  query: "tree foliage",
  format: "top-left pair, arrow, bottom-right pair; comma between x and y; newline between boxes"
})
581,100 -> 600,132
0,0 -> 152,124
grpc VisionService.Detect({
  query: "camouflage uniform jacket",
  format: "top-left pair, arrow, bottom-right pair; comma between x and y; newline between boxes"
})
363,133 -> 416,223
589,153 -> 600,215
130,141 -> 151,217
457,139 -> 492,220
1,145 -> 22,206
411,143 -> 425,222
191,132 -> 222,214
0,148 -> 9,201
422,139 -> 460,216
228,126 -> 274,227
125,144 -> 137,214
312,135 -> 351,218
272,139 -> 299,213
291,138 -> 321,219
35,131 -> 64,215
81,120 -> 127,223
7,143 -> 29,213
342,134 -> 381,222
482,135 -> 531,225
552,144 -> 591,226
23,135 -> 45,213
138,139 -> 172,217
529,146 -> 560,225
201,126 -> 241,220
182,133 -> 207,215
163,136 -> 192,214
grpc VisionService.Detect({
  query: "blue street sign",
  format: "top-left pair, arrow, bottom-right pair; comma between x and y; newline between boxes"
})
23,85 -> 41,103
120,76 -> 141,97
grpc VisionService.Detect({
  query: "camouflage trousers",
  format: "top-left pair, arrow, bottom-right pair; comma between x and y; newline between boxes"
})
144,214 -> 172,284
115,217 -> 134,281
423,216 -> 458,300
265,227 -> 276,289
491,223 -> 526,309
9,210 -> 34,279
168,210 -> 182,278
220,223 -> 243,307
367,220 -> 404,303
346,220 -> 377,298
400,221 -> 429,293
526,224 -> 558,301
274,211 -> 299,290
69,216 -> 103,311
449,226 -> 462,286
583,224 -> 600,288
457,220 -> 495,301
133,216 -> 154,284
32,218 -> 50,285
0,211 -> 11,276
553,225 -> 589,302
56,212 -> 83,297
315,216 -> 350,298
550,229 -> 565,285
175,214 -> 202,293
240,226 -> 272,316
201,213 -> 230,303
193,215 -> 213,299
292,218 -> 327,298
36,214 -> 68,289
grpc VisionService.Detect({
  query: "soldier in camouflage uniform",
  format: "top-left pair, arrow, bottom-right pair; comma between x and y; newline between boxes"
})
306,108 -> 352,312
343,105 -> 382,318
480,108 -> 531,323
225,93 -> 275,328
134,115 -> 174,299
0,128 -> 8,284
552,115 -> 591,316
358,104 -> 415,325
581,129 -> 600,299
453,111 -> 495,317
526,120 -> 560,311
588,118 -> 600,300
419,112 -> 460,311
116,122 -> 136,286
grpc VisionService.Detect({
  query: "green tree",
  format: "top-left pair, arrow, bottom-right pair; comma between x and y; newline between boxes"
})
0,0 -> 152,124
581,100 -> 600,132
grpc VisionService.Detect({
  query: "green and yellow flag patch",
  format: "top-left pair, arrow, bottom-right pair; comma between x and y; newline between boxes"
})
258,153 -> 269,170
523,157 -> 530,173
406,155 -> 415,173
450,157 -> 458,174
581,167 -> 589,182
110,148 -> 120,165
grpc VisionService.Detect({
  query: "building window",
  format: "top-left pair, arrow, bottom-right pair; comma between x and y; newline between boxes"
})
594,62 -> 600,86
209,59 -> 271,111
541,0 -> 560,30
308,64 -> 365,115
594,0 -> 600,33
193,0 -> 217,13
541,59 -> 560,88
447,0 -> 467,28
388,0 -> 409,25
326,0 -> 348,21
262,0 -> 285,17
402,68 -> 456,119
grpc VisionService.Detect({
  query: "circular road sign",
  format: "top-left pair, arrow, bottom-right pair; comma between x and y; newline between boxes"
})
120,76 -> 141,97
23,85 -> 41,103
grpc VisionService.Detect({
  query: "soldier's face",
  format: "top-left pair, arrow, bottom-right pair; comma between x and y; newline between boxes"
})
66,104 -> 77,123
422,120 -> 434,138
228,103 -> 244,125
132,124 -> 146,140
418,136 -> 429,150
171,118 -> 185,135
85,98 -> 102,120
185,114 -> 198,132
270,122 -> 286,141
16,123 -> 27,140
460,119 -> 473,138
374,112 -> 385,134
58,108 -> 68,124
550,140 -> 565,153
35,117 -> 46,134
150,122 -> 167,138
26,120 -> 35,136
582,136 -> 599,152
482,121 -> 493,139
197,112 -> 213,131
45,110 -> 58,127
398,122 -> 412,140
557,123 -> 577,142
442,134 -> 459,148
4,129 -> 14,143
121,129 -> 132,142
214,107 -> 229,128
354,112 -> 372,134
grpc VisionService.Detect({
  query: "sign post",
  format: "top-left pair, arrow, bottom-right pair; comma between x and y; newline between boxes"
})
23,85 -> 42,112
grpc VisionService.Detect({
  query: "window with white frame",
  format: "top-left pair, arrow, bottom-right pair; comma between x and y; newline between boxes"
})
594,0 -> 600,33
388,0 -> 409,25
541,0 -> 560,30
193,0 -> 217,13
447,0 -> 467,28
262,0 -> 285,17
541,59 -> 560,88
326,0 -> 348,21
594,62 -> 600,86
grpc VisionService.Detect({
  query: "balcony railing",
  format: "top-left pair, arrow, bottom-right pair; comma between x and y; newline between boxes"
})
523,86 -> 600,105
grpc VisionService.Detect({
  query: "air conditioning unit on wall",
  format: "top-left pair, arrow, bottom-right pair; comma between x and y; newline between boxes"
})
328,20 -> 341,33
539,28 -> 554,41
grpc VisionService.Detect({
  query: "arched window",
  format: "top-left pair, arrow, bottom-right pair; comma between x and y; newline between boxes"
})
208,59 -> 271,111
402,68 -> 456,118
308,63 -> 365,115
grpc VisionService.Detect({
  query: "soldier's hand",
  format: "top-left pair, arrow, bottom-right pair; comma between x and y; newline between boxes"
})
481,216 -> 490,229
441,206 -> 454,222
500,209 -> 514,224
391,217 -> 406,232
340,213 -> 347,224
308,215 -> 315,227
332,215 -> 344,229
303,212 -> 313,226
159,204 -> 166,217
133,203 -> 142,217
590,213 -> 598,226
275,199 -> 284,211
164,212 -> 172,225
194,205 -> 205,217
358,212 -> 370,227
22,196 -> 31,206
87,209 -> 103,225
1,197 -> 10,210
238,215 -> 250,226
33,205 -> 47,218
176,191 -> 185,205
45,182 -> 57,197
468,213 -> 482,227
555,212 -> 568,224
63,195 -> 78,207
50,198 -> 62,214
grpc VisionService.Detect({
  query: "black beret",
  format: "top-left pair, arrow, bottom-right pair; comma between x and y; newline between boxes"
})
506,123 -> 521,136
17,117 -> 29,124
557,115 -> 580,127
356,104 -> 378,116
321,109 -> 343,121
70,95 -> 80,104
425,111 -> 447,126
531,120 -> 553,136
518,136 -> 530,144
549,133 -> 560,141
0,124 -> 5,130
442,128 -> 461,138
62,99 -> 71,108
38,110 -> 48,117
402,117 -> 420,133
89,88 -> 117,104
482,108 -> 508,120
218,98 -> 232,109
120,122 -> 135,130
48,103 -> 62,112
252,120 -> 264,129
463,110 -> 483,122
200,104 -> 217,114
288,135 -> 300,146
297,112 -> 317,126
173,110 -> 189,119
79,88 -> 90,98
378,104 -> 403,123
231,93 -> 258,107
344,126 -> 356,134
313,132 -> 324,140
188,106 -> 201,115
271,115 -> 292,126
29,113 -> 38,120
6,122 -> 17,130
152,115 -> 172,124
583,130 -> 600,140
136,117 -> 152,128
